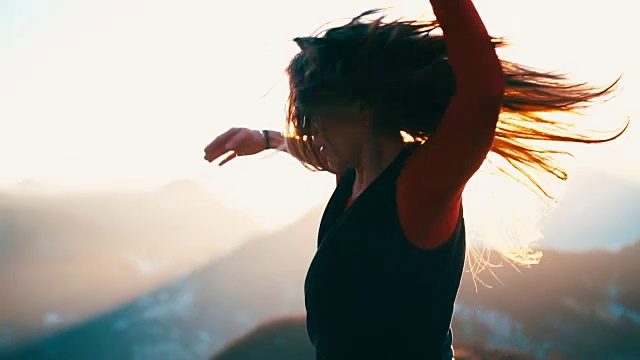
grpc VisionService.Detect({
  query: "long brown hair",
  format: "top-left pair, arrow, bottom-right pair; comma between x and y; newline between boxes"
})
284,10 -> 629,267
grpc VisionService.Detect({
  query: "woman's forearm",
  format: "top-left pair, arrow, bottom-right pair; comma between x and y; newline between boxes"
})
429,0 -> 504,95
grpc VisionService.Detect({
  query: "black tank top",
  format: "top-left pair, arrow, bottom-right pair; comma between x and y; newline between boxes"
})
304,145 -> 465,360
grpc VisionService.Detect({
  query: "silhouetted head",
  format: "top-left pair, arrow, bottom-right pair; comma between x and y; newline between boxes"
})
285,9 -> 456,172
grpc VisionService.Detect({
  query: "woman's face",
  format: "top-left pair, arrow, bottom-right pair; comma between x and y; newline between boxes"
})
308,103 -> 369,173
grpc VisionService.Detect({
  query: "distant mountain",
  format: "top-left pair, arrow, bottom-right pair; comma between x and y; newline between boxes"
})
4,180 -> 53,195
0,180 -> 262,353
1,179 -> 259,256
6,213 -> 639,359
211,317 -> 538,360
452,240 -> 640,360
0,208 -> 322,360
3,169 -> 640,360
202,238 -> 640,360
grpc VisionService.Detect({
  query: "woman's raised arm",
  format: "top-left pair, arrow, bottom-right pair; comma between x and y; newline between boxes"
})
397,0 -> 506,249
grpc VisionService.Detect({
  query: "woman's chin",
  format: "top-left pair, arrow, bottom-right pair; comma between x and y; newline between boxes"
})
327,159 -> 347,173
321,149 -> 348,173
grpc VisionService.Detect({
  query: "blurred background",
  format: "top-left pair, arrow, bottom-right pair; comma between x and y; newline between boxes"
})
1,0 -> 639,359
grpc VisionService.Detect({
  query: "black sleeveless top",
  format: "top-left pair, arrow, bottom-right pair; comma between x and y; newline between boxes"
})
304,145 -> 466,360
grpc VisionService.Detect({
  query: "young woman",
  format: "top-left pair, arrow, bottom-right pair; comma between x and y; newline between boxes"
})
204,0 -> 626,358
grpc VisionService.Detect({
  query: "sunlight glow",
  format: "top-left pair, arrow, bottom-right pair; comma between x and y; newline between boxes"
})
1,1 -> 639,350
0,0 -> 638,226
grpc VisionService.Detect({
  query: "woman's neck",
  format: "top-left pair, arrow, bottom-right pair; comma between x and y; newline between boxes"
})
352,137 -> 406,198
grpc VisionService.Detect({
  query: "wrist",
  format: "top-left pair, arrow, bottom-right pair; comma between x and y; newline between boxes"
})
259,129 -> 286,152
260,130 -> 271,150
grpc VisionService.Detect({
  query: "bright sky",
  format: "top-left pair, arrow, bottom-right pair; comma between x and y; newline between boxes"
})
1,0 -> 638,230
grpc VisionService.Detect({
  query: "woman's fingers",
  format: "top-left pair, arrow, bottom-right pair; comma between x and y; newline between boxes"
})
218,151 -> 237,166
216,131 -> 253,165
203,128 -> 262,165
203,128 -> 241,162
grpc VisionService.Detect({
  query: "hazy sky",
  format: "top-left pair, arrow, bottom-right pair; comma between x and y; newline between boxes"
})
1,0 -> 638,228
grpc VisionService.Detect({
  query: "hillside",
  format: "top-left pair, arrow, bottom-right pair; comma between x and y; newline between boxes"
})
452,241 -> 640,359
211,317 -> 539,360
0,208 -> 322,360
3,170 -> 640,359
6,228 -> 639,359
0,180 -> 262,352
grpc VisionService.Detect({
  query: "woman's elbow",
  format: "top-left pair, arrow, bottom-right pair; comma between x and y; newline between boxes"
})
458,75 -> 505,105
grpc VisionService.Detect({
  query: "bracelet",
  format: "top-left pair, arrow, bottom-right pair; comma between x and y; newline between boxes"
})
261,130 -> 271,150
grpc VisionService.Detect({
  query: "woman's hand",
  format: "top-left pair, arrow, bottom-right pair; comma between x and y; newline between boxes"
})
203,127 -> 267,166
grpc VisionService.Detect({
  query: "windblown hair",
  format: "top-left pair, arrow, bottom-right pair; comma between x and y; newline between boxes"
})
284,10 -> 628,267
